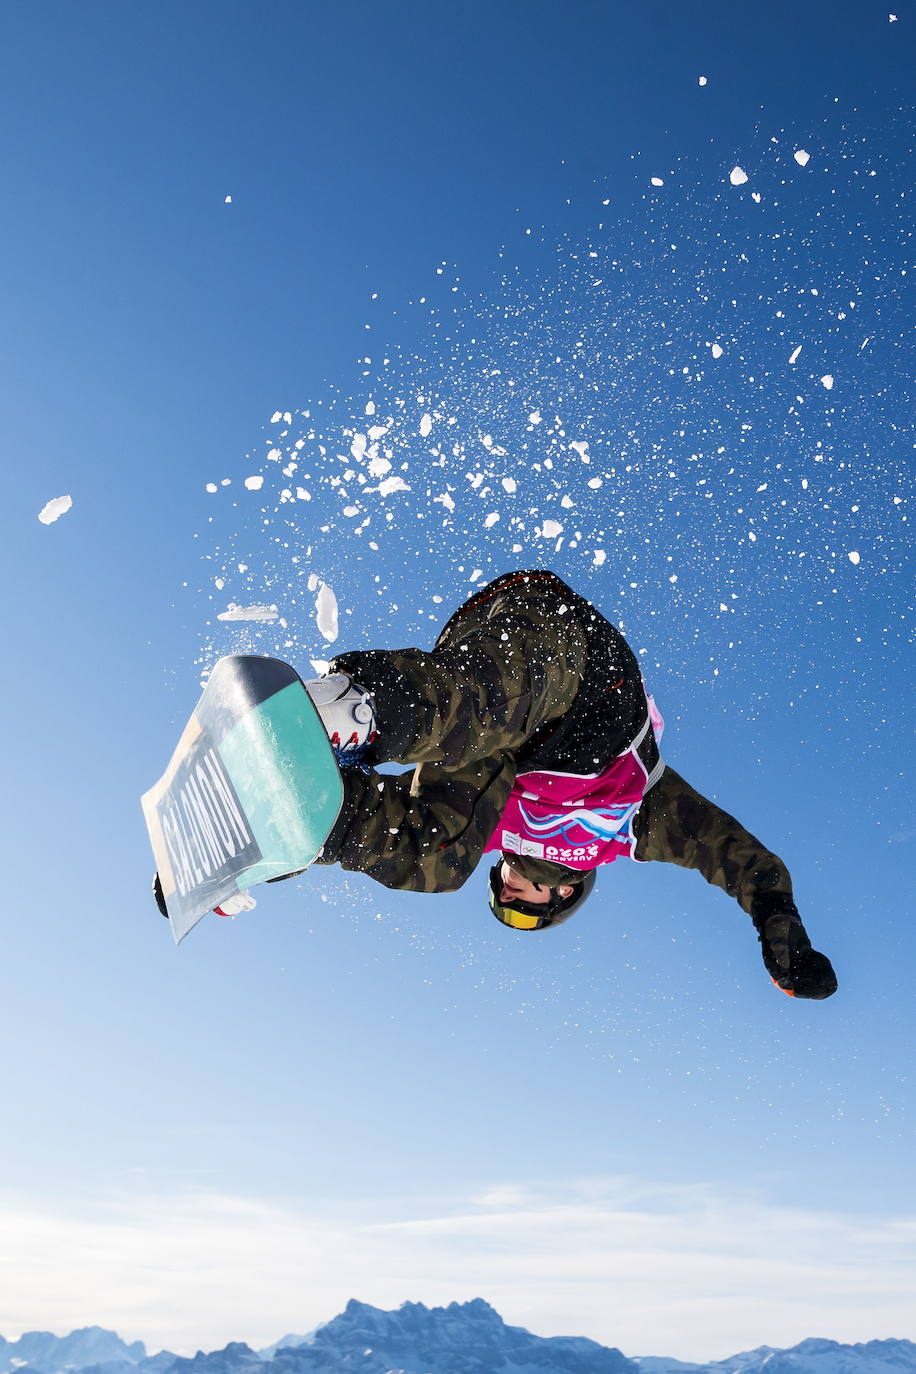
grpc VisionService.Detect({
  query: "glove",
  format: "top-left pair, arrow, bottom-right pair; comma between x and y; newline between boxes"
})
753,895 -> 838,1000
774,947 -> 838,1000
153,872 -> 169,918
152,874 -> 256,921
213,891 -> 257,917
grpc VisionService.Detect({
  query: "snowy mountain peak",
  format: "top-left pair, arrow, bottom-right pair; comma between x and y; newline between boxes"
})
0,1330 -> 146,1374
5,1315 -> 916,1374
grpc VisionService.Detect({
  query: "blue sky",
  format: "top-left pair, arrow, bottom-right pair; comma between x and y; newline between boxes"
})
0,0 -> 913,1362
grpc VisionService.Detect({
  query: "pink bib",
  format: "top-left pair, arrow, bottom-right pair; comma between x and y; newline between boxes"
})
484,696 -> 665,872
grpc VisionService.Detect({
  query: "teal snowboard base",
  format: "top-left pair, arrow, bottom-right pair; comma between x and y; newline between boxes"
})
141,656 -> 343,944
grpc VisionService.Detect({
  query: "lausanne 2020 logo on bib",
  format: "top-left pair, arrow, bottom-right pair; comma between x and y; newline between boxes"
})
517,801 -> 637,845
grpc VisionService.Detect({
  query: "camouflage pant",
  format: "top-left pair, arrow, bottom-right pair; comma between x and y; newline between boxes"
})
333,571 -> 592,769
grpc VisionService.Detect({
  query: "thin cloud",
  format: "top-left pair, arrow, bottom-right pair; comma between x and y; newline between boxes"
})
0,1180 -> 914,1361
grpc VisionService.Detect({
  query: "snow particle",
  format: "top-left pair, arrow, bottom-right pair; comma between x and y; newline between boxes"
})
710,342 -> 724,358
419,413 -> 433,438
217,603 -> 278,622
698,76 -> 708,86
539,519 -> 563,539
651,177 -> 664,187
729,166 -> 749,186
794,149 -> 811,167
848,551 -> 861,565
315,581 -> 339,643
820,374 -> 835,390
38,495 -> 73,525
377,475 -> 410,497
789,345 -> 803,365
244,475 -> 264,491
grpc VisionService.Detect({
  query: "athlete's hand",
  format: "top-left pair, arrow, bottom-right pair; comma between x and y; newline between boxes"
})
772,947 -> 837,1000
213,891 -> 257,917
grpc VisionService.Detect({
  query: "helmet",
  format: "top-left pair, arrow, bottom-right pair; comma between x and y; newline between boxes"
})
487,862 -> 597,931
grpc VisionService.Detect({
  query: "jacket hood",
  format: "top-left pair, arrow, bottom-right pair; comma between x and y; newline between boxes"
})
500,852 -> 584,888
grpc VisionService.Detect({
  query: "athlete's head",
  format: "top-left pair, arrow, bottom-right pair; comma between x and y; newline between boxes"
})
487,857 -> 596,931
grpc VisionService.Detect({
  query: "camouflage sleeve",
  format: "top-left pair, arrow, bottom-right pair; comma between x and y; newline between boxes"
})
632,765 -> 795,916
317,753 -> 516,893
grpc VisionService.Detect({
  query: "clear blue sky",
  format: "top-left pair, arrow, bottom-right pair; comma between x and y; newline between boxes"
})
0,0 -> 913,1362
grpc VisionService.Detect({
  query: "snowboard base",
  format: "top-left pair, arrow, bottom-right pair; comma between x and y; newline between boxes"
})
141,656 -> 343,943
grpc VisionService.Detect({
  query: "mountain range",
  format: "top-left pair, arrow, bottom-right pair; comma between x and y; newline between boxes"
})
1,1300 -> 913,1374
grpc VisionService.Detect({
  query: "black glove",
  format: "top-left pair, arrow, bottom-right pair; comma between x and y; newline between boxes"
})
152,873 -> 169,918
774,946 -> 838,1000
753,894 -> 838,1000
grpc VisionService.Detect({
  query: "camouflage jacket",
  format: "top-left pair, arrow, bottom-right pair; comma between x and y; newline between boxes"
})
316,571 -> 797,935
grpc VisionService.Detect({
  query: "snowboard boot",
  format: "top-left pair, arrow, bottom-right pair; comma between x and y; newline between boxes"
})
305,673 -> 378,767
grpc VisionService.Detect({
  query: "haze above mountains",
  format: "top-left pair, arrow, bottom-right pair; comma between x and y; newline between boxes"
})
1,1301 -> 913,1374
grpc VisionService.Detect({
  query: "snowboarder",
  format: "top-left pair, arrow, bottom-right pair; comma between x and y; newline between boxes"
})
162,569 -> 838,999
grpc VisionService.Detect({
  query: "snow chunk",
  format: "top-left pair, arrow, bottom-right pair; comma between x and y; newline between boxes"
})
315,582 -> 339,642
789,345 -> 803,365
710,342 -> 724,358
38,495 -> 73,524
501,477 -> 517,493
368,455 -> 392,478
224,195 -> 232,204
528,410 -> 542,425
820,374 -> 835,390
484,513 -> 500,528
570,440 -> 589,460
592,549 -> 606,566
205,483 -> 218,493
848,550 -> 861,565
794,149 -> 811,167
419,413 -> 433,438
436,492 -> 456,513
729,166 -> 749,186
244,475 -> 264,491
217,603 -> 278,622
698,76 -> 708,86
539,519 -> 563,539
651,177 -> 664,187
365,400 -> 376,416
351,433 -> 367,461
377,475 -> 410,497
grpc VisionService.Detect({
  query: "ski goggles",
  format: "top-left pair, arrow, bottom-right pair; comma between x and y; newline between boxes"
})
487,865 -> 559,931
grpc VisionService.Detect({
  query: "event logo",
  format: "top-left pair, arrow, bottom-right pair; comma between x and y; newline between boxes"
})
517,801 -> 637,845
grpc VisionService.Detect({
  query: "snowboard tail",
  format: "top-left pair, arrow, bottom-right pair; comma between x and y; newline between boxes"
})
141,656 -> 343,943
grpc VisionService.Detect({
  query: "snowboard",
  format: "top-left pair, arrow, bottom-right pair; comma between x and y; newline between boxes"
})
141,655 -> 343,944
